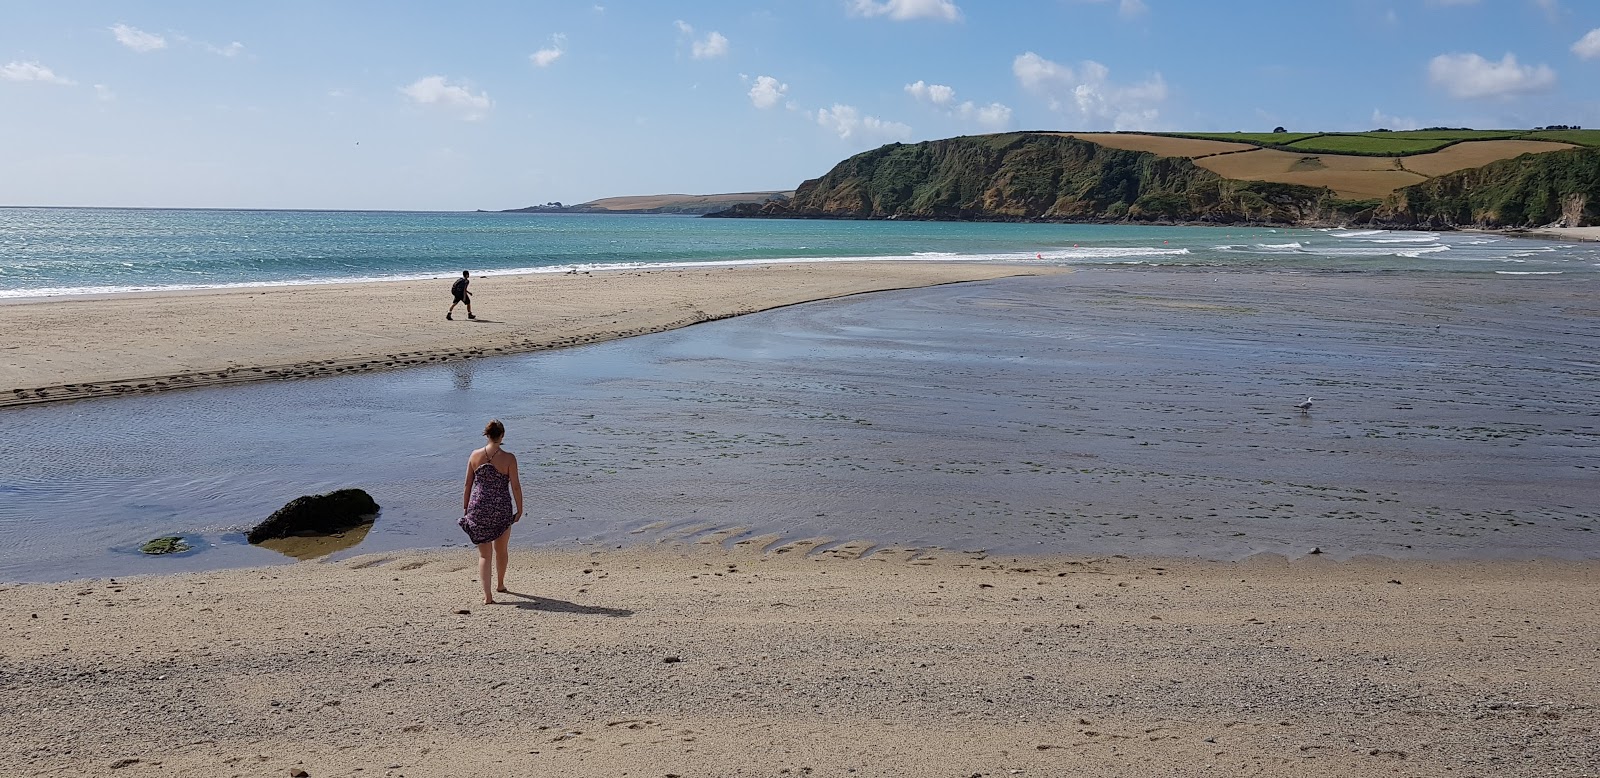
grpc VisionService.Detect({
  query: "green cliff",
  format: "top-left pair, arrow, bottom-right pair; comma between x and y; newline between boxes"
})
1377,146 -> 1599,228
710,133 -> 1357,225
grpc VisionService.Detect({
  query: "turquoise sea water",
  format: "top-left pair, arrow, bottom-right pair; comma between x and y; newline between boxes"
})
2,207 -> 1598,297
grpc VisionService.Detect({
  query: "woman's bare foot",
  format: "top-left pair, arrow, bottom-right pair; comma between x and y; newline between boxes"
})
496,586 -> 509,593
483,597 -> 497,605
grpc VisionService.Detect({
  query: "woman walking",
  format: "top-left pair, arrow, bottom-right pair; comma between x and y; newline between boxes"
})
459,419 -> 523,604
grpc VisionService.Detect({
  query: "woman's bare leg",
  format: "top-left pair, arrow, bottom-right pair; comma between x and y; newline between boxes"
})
476,542 -> 496,604
493,531 -> 511,592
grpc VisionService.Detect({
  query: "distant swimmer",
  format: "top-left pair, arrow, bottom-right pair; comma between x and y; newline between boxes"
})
1036,253 -> 1043,259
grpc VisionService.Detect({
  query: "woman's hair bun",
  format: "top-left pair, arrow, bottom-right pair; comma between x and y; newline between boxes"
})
484,419 -> 505,440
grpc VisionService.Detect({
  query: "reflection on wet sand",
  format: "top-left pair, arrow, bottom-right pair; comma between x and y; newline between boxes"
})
255,522 -> 375,560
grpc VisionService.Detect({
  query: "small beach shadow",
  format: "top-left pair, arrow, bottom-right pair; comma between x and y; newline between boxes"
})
498,591 -> 633,617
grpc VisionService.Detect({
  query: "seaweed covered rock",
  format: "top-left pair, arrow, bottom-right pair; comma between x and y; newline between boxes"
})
140,536 -> 191,555
247,489 -> 380,544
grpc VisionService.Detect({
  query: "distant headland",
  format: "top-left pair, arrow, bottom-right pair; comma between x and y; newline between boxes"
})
489,191 -> 792,216
700,128 -> 1598,230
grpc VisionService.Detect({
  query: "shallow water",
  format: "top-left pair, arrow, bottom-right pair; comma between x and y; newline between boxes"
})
2,269 -> 1598,581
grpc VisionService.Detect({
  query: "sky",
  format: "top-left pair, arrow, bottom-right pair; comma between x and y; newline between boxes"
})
2,0 -> 1597,211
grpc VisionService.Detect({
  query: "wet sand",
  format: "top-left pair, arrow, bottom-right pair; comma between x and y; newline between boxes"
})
1521,226 -> 1600,242
0,262 -> 1053,407
3,269 -> 1598,581
1,544 -> 1595,777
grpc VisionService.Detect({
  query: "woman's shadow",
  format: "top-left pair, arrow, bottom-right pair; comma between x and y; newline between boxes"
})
496,591 -> 633,617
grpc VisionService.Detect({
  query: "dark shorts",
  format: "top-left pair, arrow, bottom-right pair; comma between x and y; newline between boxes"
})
452,291 -> 469,303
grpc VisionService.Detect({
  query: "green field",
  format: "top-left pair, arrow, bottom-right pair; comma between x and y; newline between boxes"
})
1152,128 -> 1597,156
1378,130 -> 1526,140
1524,130 -> 1600,146
1283,135 -> 1454,155
1176,132 -> 1319,144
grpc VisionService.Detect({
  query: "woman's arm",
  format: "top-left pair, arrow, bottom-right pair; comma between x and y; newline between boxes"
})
508,454 -> 524,522
462,454 -> 478,511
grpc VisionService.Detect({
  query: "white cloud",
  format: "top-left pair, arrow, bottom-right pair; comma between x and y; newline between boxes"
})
1370,108 -> 1419,131
675,21 -> 729,59
531,33 -> 566,67
1,61 -> 76,85
1573,28 -> 1600,60
813,103 -> 912,141
401,76 -> 493,121
111,24 -> 167,52
1427,52 -> 1556,98
905,80 -> 956,106
848,0 -> 962,22
957,101 -> 1013,130
1013,51 -> 1167,130
906,80 -> 1012,130
749,75 -> 788,109
95,84 -> 114,101
693,31 -> 729,59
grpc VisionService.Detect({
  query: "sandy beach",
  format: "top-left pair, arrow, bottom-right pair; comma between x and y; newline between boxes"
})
0,262 -> 1053,407
1521,226 -> 1600,243
1,543 -> 1595,777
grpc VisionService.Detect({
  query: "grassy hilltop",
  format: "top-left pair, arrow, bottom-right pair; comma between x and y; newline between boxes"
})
712,128 -> 1600,229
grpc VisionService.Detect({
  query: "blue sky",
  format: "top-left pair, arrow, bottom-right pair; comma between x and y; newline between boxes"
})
2,0 -> 1597,210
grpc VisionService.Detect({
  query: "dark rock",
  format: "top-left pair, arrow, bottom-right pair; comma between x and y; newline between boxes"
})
140,536 -> 190,555
290,769 -> 310,778
663,656 -> 682,664
1308,547 -> 1323,555
247,489 -> 379,544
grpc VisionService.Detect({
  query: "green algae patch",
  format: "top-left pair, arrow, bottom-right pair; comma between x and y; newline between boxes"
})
140,536 -> 192,555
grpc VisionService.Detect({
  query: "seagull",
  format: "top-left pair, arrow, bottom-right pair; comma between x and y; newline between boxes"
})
1295,396 -> 1314,412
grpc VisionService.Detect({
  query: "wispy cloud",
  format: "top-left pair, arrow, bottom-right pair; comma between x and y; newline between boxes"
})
1370,108 -> 1419,131
675,21 -> 729,59
201,40 -> 245,58
1,61 -> 76,85
1573,28 -> 1600,60
848,0 -> 962,22
1073,0 -> 1148,19
1013,52 -> 1167,130
531,33 -> 566,67
111,23 -> 167,52
1427,52 -> 1556,98
813,103 -> 912,141
748,75 -> 789,109
401,76 -> 493,121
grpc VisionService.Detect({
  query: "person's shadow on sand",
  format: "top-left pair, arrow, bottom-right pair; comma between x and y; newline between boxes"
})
497,591 -> 633,617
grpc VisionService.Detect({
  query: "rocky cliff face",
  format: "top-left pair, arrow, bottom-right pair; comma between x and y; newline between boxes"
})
1376,146 -> 1600,228
711,133 -> 1351,225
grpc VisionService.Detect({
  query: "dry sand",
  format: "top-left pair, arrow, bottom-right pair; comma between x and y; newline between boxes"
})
0,262 -> 1052,407
1,543 -> 1595,777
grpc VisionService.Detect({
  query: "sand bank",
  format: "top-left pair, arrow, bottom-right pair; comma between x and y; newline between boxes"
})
0,262 -> 1052,407
1,544 -> 1594,776
1520,226 -> 1600,242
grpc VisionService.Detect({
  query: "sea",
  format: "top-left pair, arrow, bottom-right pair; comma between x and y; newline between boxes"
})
2,207 -> 1598,582
2,207 -> 1598,298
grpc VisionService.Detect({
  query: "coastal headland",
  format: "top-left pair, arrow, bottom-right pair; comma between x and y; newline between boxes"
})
0,262 -> 1055,407
2,544 -> 1594,777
